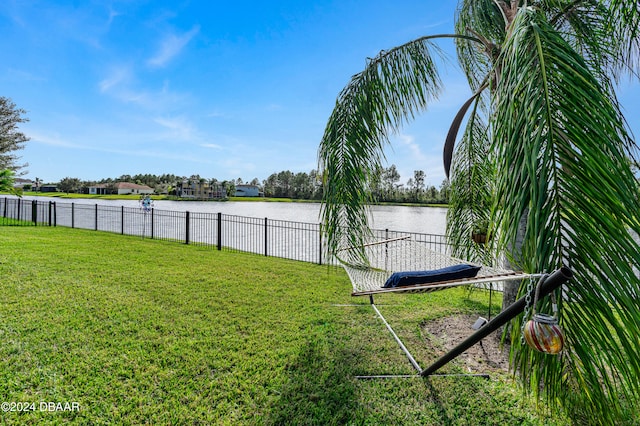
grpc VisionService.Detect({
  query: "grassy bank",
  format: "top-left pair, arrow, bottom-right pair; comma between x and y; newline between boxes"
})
8,192 -> 317,203
7,192 -> 448,207
0,227 -> 566,424
13,192 -> 173,201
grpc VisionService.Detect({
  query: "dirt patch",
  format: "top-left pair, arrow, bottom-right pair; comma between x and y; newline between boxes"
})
422,314 -> 511,374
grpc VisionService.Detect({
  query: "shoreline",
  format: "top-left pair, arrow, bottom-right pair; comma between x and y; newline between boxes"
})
4,192 -> 448,208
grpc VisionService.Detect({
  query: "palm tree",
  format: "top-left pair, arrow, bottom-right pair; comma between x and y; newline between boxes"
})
318,1 -> 640,423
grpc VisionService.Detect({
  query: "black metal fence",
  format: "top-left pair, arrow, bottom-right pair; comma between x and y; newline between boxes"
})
0,197 -> 448,265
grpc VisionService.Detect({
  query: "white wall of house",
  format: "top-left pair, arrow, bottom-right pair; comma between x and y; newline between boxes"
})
88,183 -> 153,195
117,187 -> 153,195
89,187 -> 108,195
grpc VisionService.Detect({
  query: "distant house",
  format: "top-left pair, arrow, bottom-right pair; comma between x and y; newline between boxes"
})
176,181 -> 226,199
40,185 -> 59,193
234,184 -> 261,197
89,182 -> 153,195
13,178 -> 34,190
88,184 -> 109,195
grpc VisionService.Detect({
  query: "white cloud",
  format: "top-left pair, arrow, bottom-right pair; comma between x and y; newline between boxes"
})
384,130 -> 448,186
431,79 -> 473,110
98,68 -> 190,110
153,116 -> 200,142
396,133 -> 428,163
28,127 -> 211,165
219,157 -> 257,179
29,131 -> 84,149
201,143 -> 222,150
106,8 -> 121,29
6,68 -> 46,81
98,67 -> 131,93
207,110 -> 227,118
147,25 -> 200,68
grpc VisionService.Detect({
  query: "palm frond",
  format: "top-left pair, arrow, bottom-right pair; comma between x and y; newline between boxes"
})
319,36 -> 458,263
607,0 -> 640,77
446,99 -> 494,265
443,83 -> 488,179
492,7 -> 640,423
545,0 -> 614,78
541,0 -> 640,80
455,0 -> 506,91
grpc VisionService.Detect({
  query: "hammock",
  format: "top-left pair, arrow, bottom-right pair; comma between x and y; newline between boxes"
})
340,236 -> 533,296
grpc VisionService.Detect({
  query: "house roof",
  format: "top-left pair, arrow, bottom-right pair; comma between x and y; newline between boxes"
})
115,182 -> 153,190
89,182 -> 153,190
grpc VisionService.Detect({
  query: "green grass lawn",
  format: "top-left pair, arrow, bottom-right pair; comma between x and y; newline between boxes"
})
0,227 -> 567,425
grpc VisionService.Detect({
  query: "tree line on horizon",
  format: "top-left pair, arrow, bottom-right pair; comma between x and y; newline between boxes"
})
262,166 -> 450,203
43,166 -> 450,204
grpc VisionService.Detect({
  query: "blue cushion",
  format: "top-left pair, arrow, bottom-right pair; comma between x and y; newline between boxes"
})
383,264 -> 481,288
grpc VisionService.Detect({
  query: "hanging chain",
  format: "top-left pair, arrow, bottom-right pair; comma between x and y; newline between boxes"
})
520,274 -> 550,342
520,275 -> 535,344
550,286 -> 559,320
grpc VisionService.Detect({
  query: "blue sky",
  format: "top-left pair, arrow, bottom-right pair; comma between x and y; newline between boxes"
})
1,1 -> 639,186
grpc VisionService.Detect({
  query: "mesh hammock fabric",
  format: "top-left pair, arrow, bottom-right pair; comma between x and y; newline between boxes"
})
340,236 -> 532,296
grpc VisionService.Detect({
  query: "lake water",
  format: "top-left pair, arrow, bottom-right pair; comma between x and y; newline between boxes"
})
20,196 -> 448,235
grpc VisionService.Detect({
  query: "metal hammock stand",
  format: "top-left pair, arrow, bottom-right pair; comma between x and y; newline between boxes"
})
337,236 -> 572,379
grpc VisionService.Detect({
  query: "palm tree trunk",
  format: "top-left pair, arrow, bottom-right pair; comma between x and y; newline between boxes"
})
503,209 -> 528,317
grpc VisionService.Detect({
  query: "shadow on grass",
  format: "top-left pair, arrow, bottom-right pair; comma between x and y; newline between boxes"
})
263,290 -> 544,425
264,330 -> 360,425
262,299 -> 493,425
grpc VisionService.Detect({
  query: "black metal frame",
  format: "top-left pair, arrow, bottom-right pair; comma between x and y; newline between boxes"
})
356,267 -> 573,379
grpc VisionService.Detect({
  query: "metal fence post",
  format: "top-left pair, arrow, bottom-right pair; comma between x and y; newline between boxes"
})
32,200 -> 37,225
48,201 -> 53,227
217,212 -> 222,250
264,217 -> 268,257
71,203 -> 75,228
185,211 -> 190,245
121,206 -> 124,235
385,228 -> 389,271
151,208 -> 154,239
95,204 -> 98,231
318,224 -> 322,265
53,202 -> 57,227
